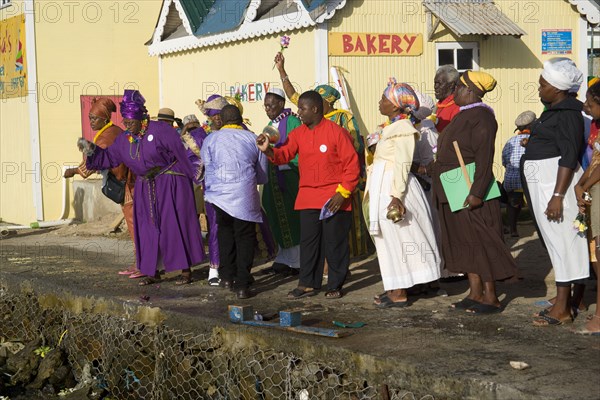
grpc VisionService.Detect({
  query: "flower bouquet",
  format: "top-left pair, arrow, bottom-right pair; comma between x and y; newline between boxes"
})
273,35 -> 291,69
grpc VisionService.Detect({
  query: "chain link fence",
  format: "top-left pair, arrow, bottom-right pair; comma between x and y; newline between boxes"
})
0,287 -> 429,400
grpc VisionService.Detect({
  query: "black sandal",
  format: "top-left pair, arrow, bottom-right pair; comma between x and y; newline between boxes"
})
175,273 -> 193,286
450,298 -> 480,310
138,276 -> 161,286
287,287 -> 317,299
324,289 -> 343,299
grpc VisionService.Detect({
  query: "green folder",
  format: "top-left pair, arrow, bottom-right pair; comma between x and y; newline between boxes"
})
440,162 -> 501,212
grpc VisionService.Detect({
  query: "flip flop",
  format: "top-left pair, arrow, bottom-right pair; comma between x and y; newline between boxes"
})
533,308 -> 551,318
375,296 -> 409,309
532,314 -> 573,327
466,303 -> 502,315
450,298 -> 480,310
129,271 -> 146,279
118,267 -> 136,276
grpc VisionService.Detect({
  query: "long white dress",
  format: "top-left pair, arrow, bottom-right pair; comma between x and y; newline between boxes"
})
523,157 -> 588,282
364,119 -> 441,290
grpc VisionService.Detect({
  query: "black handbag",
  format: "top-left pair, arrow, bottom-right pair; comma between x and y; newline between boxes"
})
102,171 -> 126,204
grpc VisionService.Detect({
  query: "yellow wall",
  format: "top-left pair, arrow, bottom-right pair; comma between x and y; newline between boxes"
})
1,0 -> 162,223
0,1 -> 35,224
328,0 -> 584,177
161,27 -> 316,130
0,97 -> 35,223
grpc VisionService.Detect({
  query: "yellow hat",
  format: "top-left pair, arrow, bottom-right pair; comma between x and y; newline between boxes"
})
460,71 -> 497,98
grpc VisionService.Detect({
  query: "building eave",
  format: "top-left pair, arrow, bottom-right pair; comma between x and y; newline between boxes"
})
566,0 -> 600,25
148,0 -> 346,56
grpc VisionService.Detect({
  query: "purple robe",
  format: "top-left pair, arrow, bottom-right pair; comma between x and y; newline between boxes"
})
188,127 -> 219,268
87,121 -> 205,276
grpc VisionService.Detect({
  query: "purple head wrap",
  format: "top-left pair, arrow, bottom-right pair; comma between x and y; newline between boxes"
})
120,90 -> 147,120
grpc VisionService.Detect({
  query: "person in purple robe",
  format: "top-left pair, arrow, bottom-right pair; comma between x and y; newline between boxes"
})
78,89 -> 205,286
201,105 -> 269,299
179,113 -> 222,286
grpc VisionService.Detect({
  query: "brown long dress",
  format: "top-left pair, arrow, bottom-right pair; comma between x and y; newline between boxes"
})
77,124 -> 136,244
432,106 -> 516,282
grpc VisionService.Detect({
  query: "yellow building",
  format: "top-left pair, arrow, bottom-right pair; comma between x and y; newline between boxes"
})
0,0 -> 160,225
149,0 -> 598,178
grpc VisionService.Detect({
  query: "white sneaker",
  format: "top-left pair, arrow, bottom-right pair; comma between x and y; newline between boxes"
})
208,268 -> 220,286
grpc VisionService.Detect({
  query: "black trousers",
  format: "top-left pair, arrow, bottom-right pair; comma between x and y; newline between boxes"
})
299,210 -> 352,291
214,206 -> 256,289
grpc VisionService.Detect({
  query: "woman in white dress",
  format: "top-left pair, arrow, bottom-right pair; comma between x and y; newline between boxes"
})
522,58 -> 589,326
365,79 -> 441,308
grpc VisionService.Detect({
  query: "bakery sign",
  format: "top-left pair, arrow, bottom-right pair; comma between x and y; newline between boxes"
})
329,33 -> 423,56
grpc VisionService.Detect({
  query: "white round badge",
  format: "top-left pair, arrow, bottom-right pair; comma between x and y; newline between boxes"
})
319,144 -> 327,153
147,134 -> 154,142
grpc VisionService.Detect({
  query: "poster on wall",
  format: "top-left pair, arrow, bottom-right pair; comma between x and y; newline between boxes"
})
0,14 -> 27,99
329,33 -> 423,56
542,29 -> 572,55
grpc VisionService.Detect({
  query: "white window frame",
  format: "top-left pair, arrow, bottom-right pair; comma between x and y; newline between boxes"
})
435,42 -> 480,72
0,0 -> 12,9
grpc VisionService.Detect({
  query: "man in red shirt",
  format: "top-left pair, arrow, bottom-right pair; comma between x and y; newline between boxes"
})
434,65 -> 461,133
257,91 -> 360,299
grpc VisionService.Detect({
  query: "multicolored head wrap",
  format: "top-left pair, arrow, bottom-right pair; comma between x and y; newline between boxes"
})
383,78 -> 419,113
90,97 -> 117,121
588,76 -> 599,89
315,84 -> 341,105
119,90 -> 147,120
460,70 -> 497,98
196,94 -> 228,117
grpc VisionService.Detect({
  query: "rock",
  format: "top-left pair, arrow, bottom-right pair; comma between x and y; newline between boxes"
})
49,364 -> 72,386
28,348 -> 64,389
509,361 -> 530,370
6,338 -> 41,385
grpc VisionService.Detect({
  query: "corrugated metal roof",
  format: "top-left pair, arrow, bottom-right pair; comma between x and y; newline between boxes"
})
423,0 -> 527,37
178,0 -> 216,33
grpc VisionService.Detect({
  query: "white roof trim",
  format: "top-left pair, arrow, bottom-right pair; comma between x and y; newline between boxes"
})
173,0 -> 195,36
148,0 -> 347,56
566,0 -> 600,25
314,0 -> 347,24
150,0 -> 195,44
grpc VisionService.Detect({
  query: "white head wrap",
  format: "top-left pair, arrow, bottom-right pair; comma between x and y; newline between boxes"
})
413,91 -> 436,121
541,57 -> 583,93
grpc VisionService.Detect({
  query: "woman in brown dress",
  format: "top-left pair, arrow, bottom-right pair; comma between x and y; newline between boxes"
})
432,70 -> 517,314
64,98 -> 140,278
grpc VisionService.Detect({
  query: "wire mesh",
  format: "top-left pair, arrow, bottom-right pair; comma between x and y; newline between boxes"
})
0,289 -> 383,400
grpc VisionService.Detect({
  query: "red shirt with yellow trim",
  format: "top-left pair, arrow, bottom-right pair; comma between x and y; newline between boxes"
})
270,118 -> 360,211
435,94 -> 460,133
